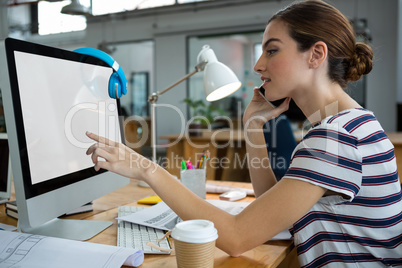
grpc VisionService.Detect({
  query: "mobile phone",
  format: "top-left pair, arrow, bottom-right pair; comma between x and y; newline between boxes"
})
258,86 -> 276,108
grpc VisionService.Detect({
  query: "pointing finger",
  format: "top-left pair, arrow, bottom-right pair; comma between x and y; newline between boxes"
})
86,131 -> 116,147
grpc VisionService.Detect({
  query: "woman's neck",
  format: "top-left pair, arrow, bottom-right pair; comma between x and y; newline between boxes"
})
292,81 -> 362,125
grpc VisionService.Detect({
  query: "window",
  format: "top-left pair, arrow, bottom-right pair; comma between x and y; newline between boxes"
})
38,0 -> 89,35
92,0 -> 174,15
38,0 -> 211,35
131,72 -> 149,117
92,0 -> 209,15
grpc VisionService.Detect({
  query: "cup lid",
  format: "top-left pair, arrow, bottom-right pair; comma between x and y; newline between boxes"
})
171,220 -> 218,243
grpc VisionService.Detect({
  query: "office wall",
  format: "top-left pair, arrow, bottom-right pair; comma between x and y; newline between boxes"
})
105,41 -> 154,116
6,0 -> 398,135
84,1 -> 278,140
344,0 -> 398,133
84,0 -> 399,136
154,34 -> 188,138
0,3 -> 8,40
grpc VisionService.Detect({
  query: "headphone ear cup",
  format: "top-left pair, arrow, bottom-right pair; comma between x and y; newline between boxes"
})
108,73 -> 121,99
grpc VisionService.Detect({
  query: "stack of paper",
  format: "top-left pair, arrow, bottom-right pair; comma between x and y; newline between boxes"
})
0,230 -> 144,268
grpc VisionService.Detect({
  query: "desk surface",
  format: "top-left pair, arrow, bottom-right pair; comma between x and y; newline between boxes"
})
0,179 -> 294,268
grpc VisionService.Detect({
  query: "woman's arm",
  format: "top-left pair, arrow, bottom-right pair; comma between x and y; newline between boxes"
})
244,122 -> 277,197
243,88 -> 290,197
86,131 -> 325,257
145,166 -> 326,257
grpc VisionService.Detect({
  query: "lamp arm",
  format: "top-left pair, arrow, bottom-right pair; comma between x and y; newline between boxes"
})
158,69 -> 197,98
148,60 -> 207,163
148,60 -> 207,104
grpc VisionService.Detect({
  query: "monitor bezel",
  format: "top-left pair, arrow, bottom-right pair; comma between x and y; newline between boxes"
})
4,37 -> 124,200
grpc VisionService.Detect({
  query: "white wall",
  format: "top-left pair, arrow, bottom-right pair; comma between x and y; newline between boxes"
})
84,1 -> 287,139
5,0 -> 401,134
154,34 -> 188,138
341,0 -> 398,132
84,0 -> 400,135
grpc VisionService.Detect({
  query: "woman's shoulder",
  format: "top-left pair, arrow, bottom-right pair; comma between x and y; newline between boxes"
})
319,108 -> 373,126
316,108 -> 380,135
302,108 -> 383,144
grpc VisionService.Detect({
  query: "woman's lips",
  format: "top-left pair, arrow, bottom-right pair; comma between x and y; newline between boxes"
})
260,78 -> 271,88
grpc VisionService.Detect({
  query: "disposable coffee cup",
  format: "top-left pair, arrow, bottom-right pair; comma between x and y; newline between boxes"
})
171,220 -> 218,268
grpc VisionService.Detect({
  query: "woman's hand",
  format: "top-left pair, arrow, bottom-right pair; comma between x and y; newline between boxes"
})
243,87 -> 290,129
85,131 -> 158,181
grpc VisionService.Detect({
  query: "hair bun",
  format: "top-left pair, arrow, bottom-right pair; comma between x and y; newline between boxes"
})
346,42 -> 373,82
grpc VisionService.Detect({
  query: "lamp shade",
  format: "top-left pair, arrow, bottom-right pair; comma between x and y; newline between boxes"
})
197,45 -> 241,102
61,0 -> 91,16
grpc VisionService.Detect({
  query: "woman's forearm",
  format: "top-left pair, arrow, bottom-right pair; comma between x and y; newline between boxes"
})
244,125 -> 277,197
143,166 -> 246,255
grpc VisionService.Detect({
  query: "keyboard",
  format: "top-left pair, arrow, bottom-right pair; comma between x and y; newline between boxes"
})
117,206 -> 171,254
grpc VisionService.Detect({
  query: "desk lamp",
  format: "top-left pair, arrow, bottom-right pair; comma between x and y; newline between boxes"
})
148,45 -> 242,163
61,0 -> 92,16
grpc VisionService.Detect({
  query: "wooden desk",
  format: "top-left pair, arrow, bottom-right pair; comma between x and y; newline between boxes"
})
387,132 -> 402,184
160,130 -> 250,182
0,179 -> 296,268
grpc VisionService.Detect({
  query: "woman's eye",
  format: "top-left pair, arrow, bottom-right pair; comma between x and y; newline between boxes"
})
267,49 -> 277,55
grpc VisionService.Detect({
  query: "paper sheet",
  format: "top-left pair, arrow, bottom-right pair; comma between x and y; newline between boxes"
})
206,183 -> 255,196
116,200 -> 252,231
0,230 -> 144,268
117,201 -> 181,231
207,199 -> 250,215
0,223 -> 17,232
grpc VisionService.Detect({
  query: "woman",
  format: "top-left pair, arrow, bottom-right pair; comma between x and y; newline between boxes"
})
86,0 -> 402,266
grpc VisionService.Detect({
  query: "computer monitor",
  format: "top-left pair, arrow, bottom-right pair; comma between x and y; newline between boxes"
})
0,38 -> 129,240
0,133 -> 11,204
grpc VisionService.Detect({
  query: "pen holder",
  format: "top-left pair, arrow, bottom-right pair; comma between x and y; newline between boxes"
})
180,168 -> 207,199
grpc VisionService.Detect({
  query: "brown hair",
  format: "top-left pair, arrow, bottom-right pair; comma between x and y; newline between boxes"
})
269,0 -> 373,88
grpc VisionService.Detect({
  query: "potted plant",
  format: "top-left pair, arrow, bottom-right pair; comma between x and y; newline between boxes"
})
183,98 -> 227,136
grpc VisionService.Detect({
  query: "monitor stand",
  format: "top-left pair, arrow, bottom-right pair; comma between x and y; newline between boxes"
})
19,218 -> 112,241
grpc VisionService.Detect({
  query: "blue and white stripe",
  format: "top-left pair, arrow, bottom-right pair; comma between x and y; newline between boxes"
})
285,108 -> 402,267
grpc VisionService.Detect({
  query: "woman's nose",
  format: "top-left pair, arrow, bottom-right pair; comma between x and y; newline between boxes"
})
253,56 -> 265,73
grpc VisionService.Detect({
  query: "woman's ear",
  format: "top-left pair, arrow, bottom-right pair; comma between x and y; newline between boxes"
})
309,41 -> 328,69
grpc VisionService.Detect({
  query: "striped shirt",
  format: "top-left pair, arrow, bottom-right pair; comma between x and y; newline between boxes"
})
286,108 -> 402,267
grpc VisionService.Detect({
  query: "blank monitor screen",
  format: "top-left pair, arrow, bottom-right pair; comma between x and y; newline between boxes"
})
6,38 -> 123,200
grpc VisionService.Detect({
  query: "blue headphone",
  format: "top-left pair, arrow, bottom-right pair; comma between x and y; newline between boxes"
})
74,47 -> 127,99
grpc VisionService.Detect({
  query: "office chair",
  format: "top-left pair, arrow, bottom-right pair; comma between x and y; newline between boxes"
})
263,115 -> 298,180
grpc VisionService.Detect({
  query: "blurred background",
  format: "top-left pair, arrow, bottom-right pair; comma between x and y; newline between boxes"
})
1,0 -> 401,153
